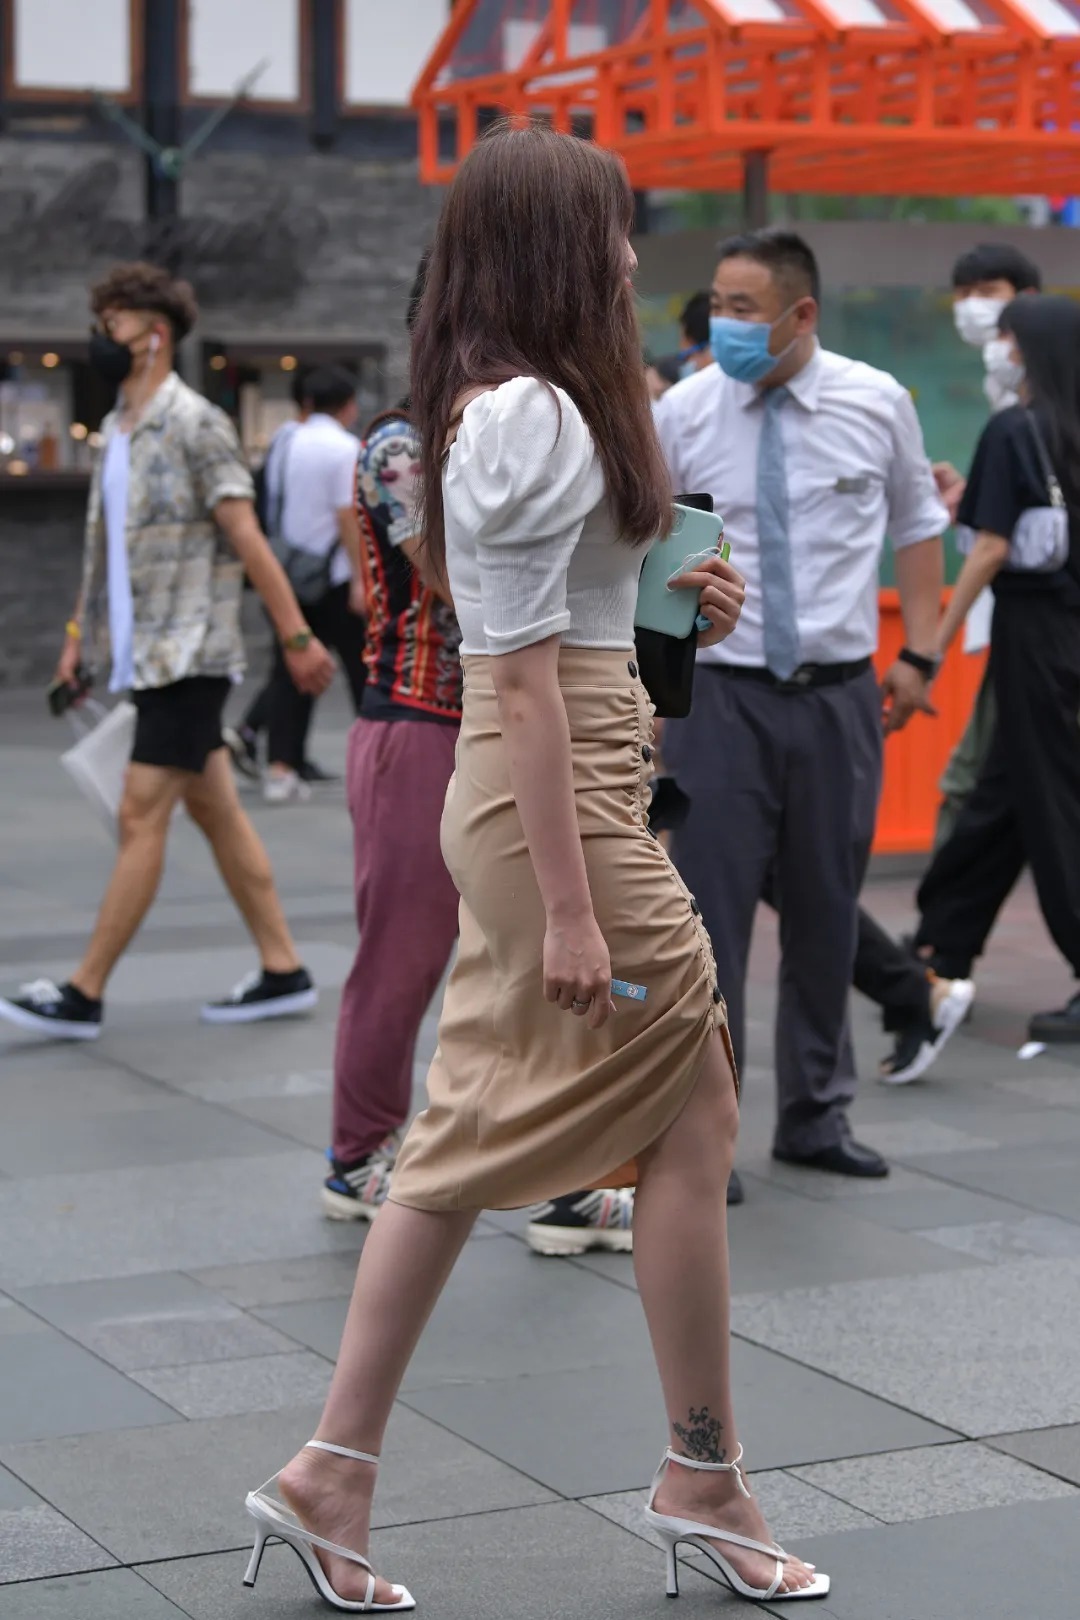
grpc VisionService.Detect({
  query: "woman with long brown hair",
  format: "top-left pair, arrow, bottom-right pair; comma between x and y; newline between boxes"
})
242,123 -> 827,1610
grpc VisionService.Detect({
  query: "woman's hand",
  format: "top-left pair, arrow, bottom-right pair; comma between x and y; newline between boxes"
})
543,910 -> 615,1030
669,554 -> 746,648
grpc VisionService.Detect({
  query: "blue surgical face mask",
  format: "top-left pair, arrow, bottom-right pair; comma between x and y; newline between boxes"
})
709,307 -> 798,384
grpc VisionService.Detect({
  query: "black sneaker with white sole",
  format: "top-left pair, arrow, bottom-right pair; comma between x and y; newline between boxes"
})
200,967 -> 317,1025
879,976 -> 975,1085
0,978 -> 102,1041
525,1188 -> 634,1256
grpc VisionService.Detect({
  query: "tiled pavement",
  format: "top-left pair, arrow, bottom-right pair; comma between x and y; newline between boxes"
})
3,684 -> 1080,1617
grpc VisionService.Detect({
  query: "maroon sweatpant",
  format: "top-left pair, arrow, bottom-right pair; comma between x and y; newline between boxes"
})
332,714 -> 460,1165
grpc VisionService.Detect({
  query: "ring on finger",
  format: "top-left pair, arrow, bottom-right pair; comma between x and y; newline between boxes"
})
571,997 -> 591,1010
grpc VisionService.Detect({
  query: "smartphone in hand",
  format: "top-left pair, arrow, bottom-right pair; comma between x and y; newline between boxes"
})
46,669 -> 90,718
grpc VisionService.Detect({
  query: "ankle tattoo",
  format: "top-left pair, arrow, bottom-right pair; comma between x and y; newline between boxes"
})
672,1406 -> 726,1463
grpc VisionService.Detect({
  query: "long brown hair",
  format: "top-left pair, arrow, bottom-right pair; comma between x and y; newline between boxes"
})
410,122 -> 672,573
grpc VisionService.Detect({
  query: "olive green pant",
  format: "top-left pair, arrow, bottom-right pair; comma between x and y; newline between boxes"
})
933,666 -> 997,852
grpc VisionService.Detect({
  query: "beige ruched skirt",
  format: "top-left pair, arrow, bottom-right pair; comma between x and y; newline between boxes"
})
390,647 -> 735,1213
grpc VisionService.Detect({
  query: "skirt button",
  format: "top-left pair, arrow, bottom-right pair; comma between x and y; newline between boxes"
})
641,743 -> 653,763
690,897 -> 701,916
627,659 -> 638,678
712,986 -> 723,1004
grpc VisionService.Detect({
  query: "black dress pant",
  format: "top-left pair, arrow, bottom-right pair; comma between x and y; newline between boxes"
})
917,593 -> 1080,977
267,584 -> 368,772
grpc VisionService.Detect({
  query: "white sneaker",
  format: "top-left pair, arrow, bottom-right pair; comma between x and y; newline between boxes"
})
263,771 -> 312,806
525,1188 -> 634,1256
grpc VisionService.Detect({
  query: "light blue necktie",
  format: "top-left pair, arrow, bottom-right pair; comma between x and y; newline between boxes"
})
756,386 -> 801,680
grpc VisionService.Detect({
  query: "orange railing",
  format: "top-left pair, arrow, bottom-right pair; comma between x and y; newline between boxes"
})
873,589 -> 988,855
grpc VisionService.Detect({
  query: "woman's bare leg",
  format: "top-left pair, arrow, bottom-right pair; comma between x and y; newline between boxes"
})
633,1034 -> 816,1595
276,1200 -> 476,1602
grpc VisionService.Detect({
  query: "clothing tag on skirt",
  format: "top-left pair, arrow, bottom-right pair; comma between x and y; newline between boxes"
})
612,979 -> 647,1002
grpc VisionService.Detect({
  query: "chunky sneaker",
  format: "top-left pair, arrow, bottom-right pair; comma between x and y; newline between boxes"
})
0,978 -> 102,1041
200,967 -> 317,1025
525,1188 -> 635,1256
1028,990 -> 1080,1044
322,1148 -> 396,1221
263,770 -> 312,806
879,975 -> 975,1085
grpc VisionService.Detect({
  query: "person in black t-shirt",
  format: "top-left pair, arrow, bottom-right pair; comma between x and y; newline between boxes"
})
914,294 -> 1080,1042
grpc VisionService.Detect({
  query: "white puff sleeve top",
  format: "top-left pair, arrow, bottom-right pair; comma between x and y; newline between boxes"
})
443,376 -> 643,656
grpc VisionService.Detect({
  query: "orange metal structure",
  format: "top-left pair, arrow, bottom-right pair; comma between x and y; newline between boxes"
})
414,0 -> 1080,196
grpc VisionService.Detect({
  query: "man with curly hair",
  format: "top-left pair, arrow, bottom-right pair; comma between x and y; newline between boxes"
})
0,261 -> 335,1040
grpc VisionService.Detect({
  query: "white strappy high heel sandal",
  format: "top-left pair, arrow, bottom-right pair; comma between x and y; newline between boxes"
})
244,1439 -> 415,1612
644,1444 -> 830,1603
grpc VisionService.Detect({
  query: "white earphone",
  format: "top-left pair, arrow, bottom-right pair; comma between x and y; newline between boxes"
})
149,331 -> 161,356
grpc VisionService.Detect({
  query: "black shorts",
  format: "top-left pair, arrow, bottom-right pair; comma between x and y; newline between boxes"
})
131,676 -> 232,773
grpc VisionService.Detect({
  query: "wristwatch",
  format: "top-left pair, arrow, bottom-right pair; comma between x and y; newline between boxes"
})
282,628 -> 313,652
898,646 -> 941,681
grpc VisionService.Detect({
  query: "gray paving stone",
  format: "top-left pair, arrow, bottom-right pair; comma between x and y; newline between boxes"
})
851,1185 -> 1054,1233
0,1301 -> 40,1338
989,1424 -> 1080,1486
793,1441 -> 1078,1523
11,1272 -> 299,1370
0,1569 -> 188,1617
575,1180 -> 979,1296
733,1258 -> 1080,1436
258,1235 -> 655,1392
132,1350 -> 333,1418
0,1403 -> 556,1565
919,1213 -> 1080,1263
190,1251 -> 363,1308
0,1463 -> 39,1510
0,1062 -> 178,1126
202,1093 -> 333,1150
0,1329 -> 179,1443
901,1142 -> 1080,1221
846,1120 -> 1000,1157
403,1338 -> 955,1498
0,1504 -> 116,1583
583,1467 -> 879,1548
757,1495 -> 1080,1619
0,1097 -> 298,1177
183,1068 -> 333,1102
138,1501 -> 725,1620
0,1151 -> 363,1288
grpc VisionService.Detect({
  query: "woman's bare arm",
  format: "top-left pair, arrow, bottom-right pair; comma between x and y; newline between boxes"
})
490,635 -> 613,1028
935,531 -> 1010,659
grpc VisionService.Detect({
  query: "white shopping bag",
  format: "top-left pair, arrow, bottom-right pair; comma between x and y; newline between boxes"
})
59,698 -> 136,838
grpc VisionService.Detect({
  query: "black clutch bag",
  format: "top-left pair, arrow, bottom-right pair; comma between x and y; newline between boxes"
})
634,492 -> 714,719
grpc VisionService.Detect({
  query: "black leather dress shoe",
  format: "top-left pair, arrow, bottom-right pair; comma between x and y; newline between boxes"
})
1029,991 -> 1080,1044
727,1169 -> 745,1206
773,1139 -> 889,1178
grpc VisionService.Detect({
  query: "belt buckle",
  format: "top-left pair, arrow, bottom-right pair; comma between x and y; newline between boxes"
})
780,664 -> 814,691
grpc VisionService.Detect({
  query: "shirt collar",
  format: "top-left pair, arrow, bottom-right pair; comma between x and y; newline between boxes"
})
124,371 -> 182,439
735,340 -> 823,414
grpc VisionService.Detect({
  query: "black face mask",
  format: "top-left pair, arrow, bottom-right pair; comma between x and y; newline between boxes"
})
88,331 -> 135,386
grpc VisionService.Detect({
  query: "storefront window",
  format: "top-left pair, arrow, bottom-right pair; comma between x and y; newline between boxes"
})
0,348 -> 114,477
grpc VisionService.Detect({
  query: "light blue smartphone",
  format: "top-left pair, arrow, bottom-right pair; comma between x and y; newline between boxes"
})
635,504 -> 727,639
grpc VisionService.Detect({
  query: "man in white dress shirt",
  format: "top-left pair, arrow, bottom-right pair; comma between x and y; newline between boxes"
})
655,229 -> 947,1180
263,366 -> 366,803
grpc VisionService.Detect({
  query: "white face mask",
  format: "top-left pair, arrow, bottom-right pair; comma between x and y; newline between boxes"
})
982,335 -> 1024,409
954,295 -> 1007,349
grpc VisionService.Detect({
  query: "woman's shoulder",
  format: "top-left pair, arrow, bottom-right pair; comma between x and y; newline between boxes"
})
451,377 -> 596,489
456,376 -> 590,442
973,403 -> 1029,453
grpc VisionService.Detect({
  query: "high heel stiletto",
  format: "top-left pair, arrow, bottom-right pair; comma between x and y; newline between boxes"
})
244,1439 -> 415,1612
644,1444 -> 830,1603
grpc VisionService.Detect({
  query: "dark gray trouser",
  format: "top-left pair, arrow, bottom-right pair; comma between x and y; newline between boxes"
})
665,667 -> 882,1156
